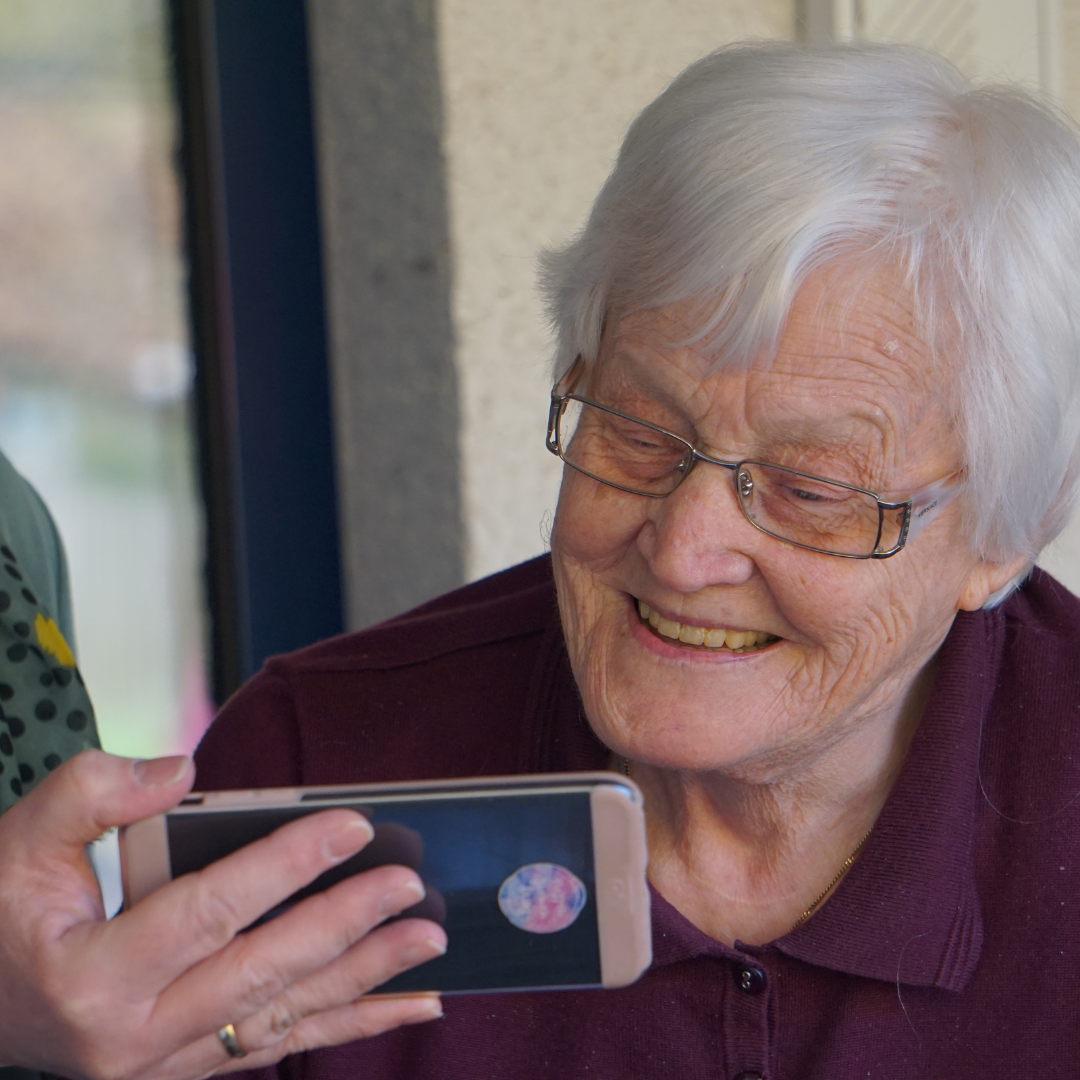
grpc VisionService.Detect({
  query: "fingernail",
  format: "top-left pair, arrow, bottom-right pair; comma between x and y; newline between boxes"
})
132,756 -> 190,787
323,817 -> 375,861
405,996 -> 443,1022
378,878 -> 425,916
402,936 -> 447,965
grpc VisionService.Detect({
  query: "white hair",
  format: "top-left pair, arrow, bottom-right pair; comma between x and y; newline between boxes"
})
540,42 -> 1080,589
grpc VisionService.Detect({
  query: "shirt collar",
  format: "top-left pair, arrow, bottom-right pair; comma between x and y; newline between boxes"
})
775,605 -> 1002,990
538,598 -> 1004,993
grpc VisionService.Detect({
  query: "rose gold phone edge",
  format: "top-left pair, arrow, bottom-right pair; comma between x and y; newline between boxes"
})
121,771 -> 652,990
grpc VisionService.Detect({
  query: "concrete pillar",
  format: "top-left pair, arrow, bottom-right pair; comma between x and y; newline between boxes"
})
307,0 -> 464,630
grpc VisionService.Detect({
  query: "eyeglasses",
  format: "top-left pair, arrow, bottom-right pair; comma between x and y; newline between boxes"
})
546,363 -> 961,560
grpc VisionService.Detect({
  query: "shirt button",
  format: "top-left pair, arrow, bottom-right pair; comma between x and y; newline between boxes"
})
734,964 -> 767,993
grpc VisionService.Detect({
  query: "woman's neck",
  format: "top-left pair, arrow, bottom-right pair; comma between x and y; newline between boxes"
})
626,657 -> 937,946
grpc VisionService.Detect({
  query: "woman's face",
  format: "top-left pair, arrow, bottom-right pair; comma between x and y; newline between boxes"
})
550,265 -> 1013,780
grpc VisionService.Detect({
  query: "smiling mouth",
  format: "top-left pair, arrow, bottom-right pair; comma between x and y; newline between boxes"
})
636,599 -> 780,652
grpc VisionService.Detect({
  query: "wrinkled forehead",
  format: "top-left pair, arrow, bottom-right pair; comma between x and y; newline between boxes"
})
749,265 -> 948,423
596,266 -> 950,429
591,264 -> 958,482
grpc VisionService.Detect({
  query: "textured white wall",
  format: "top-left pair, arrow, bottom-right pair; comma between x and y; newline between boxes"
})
438,0 -> 794,582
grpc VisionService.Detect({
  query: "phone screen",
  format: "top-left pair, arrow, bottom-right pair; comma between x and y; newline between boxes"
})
166,789 -> 601,993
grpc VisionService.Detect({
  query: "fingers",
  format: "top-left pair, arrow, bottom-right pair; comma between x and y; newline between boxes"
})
158,993 -> 442,1079
162,903 -> 446,1080
223,993 -> 443,1073
107,808 -> 375,998
152,862 -> 440,1037
234,914 -> 447,1053
0,750 -> 194,854
0,751 -> 197,945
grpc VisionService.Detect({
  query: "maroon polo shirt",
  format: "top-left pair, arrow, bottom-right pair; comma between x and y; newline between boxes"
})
194,555 -> 1080,1079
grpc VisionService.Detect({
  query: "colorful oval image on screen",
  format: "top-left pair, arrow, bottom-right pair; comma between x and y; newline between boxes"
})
497,862 -> 587,933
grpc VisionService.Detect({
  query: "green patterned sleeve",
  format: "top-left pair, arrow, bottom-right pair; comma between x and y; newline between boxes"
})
0,452 -> 99,814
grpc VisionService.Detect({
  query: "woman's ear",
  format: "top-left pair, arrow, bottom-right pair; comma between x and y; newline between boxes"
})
957,554 -> 1031,611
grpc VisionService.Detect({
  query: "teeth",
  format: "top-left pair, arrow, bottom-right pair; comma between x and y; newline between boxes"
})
636,598 -> 778,652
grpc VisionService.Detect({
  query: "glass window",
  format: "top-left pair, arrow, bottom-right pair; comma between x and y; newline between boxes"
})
0,0 -> 209,757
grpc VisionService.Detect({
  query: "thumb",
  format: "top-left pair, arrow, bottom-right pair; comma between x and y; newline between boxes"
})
0,749 -> 195,852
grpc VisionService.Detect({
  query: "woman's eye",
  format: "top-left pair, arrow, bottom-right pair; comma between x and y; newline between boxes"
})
605,421 -> 669,452
624,432 -> 667,451
787,485 -> 830,502
781,482 -> 855,507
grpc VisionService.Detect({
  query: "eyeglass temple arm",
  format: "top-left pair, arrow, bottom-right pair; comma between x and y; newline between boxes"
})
553,356 -> 585,398
547,357 -> 586,454
899,472 -> 963,545
545,397 -> 562,455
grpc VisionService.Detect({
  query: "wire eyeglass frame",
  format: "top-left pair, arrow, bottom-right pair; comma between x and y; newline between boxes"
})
545,360 -> 961,560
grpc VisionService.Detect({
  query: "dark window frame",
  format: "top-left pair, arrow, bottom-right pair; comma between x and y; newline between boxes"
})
169,0 -> 344,703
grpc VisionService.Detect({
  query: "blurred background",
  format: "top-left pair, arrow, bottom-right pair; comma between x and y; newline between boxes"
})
0,0 -> 1075,756
0,1 -> 202,757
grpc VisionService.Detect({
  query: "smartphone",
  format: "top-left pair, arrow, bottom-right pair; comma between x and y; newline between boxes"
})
121,772 -> 651,995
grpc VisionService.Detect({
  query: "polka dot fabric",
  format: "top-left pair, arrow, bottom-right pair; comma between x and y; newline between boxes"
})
0,541 -> 97,814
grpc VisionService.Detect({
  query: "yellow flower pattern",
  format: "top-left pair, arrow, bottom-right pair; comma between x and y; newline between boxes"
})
34,612 -> 75,668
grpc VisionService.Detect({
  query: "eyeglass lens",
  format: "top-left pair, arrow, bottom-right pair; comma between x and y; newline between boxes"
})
557,399 -> 907,557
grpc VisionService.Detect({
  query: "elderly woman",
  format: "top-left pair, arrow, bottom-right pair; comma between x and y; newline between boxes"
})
196,42 -> 1080,1078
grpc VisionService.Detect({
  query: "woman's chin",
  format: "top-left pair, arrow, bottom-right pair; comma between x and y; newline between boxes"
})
603,728 -> 786,778
569,593 -> 813,773
584,664 -> 803,776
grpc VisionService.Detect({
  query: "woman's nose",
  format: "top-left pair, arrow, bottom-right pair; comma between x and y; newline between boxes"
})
638,465 -> 757,592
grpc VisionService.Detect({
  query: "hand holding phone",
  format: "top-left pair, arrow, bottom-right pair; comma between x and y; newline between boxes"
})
0,750 -> 446,1080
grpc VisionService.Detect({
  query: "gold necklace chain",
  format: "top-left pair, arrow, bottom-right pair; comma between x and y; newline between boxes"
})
616,756 -> 872,935
787,827 -> 872,933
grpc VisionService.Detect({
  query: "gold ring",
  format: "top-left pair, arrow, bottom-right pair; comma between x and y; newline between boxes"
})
217,1023 -> 246,1059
